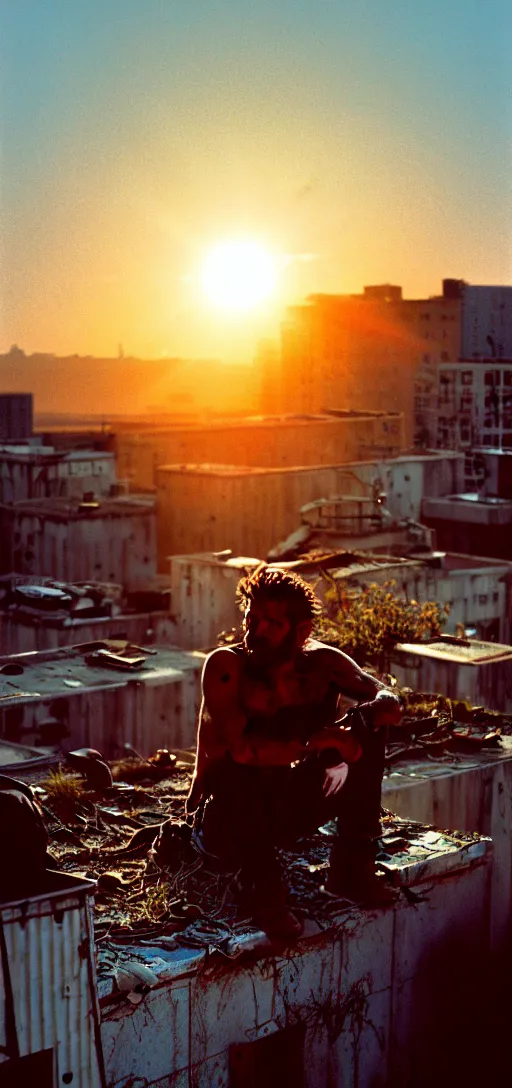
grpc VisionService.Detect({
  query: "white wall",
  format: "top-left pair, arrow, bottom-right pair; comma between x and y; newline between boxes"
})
6,507 -> 157,591
101,843 -> 492,1087
383,744 -> 512,952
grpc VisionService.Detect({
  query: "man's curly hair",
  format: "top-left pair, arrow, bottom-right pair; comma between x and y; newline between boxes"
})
236,565 -> 322,626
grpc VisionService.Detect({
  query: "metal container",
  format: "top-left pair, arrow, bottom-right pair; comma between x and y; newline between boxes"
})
0,871 -> 105,1087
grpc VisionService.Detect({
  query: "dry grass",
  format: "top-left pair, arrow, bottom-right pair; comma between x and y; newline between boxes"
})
42,767 -> 86,816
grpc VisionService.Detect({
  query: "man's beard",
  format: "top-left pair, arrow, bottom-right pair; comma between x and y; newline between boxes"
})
244,627 -> 298,665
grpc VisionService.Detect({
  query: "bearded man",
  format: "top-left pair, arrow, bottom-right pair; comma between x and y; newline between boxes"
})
186,566 -> 402,938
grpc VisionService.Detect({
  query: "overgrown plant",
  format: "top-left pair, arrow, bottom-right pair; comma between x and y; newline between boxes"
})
316,578 -> 450,671
42,767 -> 86,817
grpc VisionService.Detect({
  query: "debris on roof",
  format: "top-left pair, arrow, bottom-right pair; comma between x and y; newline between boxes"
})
383,690 -> 509,764
3,739 -> 482,1004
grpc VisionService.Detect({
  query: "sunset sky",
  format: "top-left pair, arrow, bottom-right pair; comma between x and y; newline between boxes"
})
1,0 -> 511,361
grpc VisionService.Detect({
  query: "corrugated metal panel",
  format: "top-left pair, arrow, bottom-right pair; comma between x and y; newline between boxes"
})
0,875 -> 105,1087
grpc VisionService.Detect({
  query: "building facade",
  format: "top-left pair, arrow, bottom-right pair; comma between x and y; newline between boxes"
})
115,412 -> 405,490
0,445 -> 117,503
430,360 -> 512,451
156,452 -> 463,564
279,282 -> 462,447
0,496 -> 157,591
0,393 -> 33,440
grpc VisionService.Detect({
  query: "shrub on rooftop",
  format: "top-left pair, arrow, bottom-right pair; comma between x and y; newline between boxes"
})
316,578 -> 450,671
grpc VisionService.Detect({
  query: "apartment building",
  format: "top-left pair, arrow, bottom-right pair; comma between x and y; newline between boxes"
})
279,281 -> 461,446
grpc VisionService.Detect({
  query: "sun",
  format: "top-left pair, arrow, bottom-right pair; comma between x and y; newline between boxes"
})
201,239 -> 278,313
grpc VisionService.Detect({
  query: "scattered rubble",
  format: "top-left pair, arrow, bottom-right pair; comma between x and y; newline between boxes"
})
4,683 -> 502,1011
20,744 -> 485,1007
384,690 -> 509,766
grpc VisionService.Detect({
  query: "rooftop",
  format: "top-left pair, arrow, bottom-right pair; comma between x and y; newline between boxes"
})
422,494 -> 512,524
0,641 -> 204,705
394,635 -> 512,665
2,494 -> 155,519
448,492 -> 511,505
0,444 -> 114,463
115,412 -> 401,436
159,450 -> 462,479
12,745 -> 492,988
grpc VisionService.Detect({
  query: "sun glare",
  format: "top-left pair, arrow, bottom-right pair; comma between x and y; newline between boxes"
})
201,239 -> 278,313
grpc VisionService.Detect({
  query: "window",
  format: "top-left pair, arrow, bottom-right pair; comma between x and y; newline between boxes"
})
461,372 -> 473,385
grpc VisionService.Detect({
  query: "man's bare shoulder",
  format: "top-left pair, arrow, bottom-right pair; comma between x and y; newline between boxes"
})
202,647 -> 244,683
303,638 -> 355,666
303,638 -> 381,699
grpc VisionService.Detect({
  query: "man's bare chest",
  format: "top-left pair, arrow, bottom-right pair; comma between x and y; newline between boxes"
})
241,662 -> 332,717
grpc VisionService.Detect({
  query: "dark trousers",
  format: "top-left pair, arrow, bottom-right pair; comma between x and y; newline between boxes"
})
200,725 -> 385,896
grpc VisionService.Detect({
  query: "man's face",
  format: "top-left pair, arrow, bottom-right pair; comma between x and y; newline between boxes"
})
243,597 -> 299,664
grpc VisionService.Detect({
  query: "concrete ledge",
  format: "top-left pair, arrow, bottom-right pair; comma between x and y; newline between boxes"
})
100,830 -> 492,1088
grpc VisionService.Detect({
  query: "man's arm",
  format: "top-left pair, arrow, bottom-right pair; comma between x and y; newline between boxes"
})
322,644 -> 402,728
186,648 -> 246,813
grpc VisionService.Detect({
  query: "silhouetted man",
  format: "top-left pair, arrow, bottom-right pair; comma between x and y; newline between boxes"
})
187,566 -> 402,937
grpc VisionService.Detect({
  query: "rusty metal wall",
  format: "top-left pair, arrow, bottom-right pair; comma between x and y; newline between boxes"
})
101,845 -> 492,1088
0,879 -> 104,1087
157,464 -> 346,561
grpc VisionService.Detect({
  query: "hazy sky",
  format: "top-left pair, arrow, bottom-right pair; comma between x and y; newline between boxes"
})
1,0 -> 511,360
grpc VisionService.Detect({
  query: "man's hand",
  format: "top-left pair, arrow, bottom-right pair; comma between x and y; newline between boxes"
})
358,690 -> 403,729
306,725 -> 362,763
322,762 -> 349,797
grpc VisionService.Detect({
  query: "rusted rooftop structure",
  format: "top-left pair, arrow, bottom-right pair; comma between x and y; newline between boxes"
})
395,634 -> 512,665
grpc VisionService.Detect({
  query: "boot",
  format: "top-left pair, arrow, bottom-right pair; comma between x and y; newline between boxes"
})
323,836 -> 397,908
241,863 -> 303,940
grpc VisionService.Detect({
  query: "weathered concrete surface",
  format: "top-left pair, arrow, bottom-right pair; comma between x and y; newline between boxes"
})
383,738 -> 512,952
101,839 -> 492,1088
0,643 -> 205,756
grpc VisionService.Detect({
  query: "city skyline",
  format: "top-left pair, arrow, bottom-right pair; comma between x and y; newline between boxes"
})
1,0 -> 511,362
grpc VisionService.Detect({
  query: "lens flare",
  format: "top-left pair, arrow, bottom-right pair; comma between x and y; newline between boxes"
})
201,239 -> 278,313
